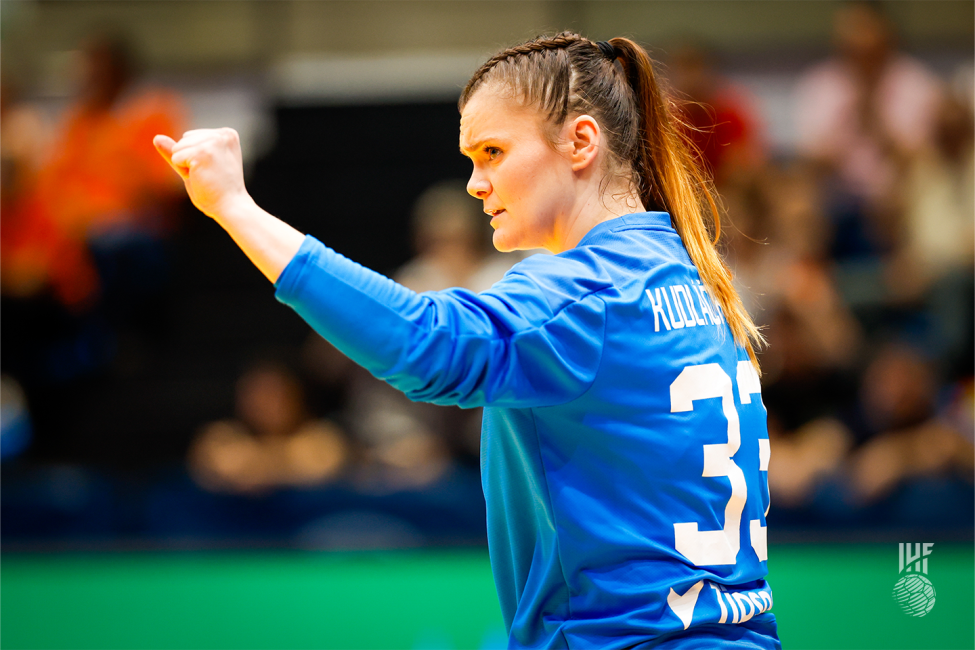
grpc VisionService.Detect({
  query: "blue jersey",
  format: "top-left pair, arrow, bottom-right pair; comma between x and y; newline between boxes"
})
275,211 -> 779,649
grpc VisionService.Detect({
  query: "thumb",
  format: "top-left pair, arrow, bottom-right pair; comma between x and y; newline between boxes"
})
153,134 -> 189,179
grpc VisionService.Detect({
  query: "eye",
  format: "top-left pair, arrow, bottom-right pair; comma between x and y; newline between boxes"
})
484,146 -> 502,160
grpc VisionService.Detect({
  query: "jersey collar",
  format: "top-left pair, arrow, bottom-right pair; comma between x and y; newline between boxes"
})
575,211 -> 674,248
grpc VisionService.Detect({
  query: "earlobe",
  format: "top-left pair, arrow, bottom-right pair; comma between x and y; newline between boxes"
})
569,115 -> 601,172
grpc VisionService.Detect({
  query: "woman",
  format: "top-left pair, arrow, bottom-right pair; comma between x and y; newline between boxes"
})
155,32 -> 778,650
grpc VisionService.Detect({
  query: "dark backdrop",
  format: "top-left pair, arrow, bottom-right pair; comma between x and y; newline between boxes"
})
252,101 -> 471,276
19,100 -> 472,468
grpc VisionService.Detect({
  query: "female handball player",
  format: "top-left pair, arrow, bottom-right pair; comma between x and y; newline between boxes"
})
154,32 -> 779,650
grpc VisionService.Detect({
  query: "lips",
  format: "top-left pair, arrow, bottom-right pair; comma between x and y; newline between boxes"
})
486,208 -> 506,217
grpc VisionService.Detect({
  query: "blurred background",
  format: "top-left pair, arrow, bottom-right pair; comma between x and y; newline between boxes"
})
1,1 -> 972,649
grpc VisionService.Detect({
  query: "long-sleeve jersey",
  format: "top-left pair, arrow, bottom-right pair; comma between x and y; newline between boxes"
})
275,211 -> 780,649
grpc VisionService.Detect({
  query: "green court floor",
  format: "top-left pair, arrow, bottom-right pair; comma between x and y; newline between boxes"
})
2,544 -> 972,649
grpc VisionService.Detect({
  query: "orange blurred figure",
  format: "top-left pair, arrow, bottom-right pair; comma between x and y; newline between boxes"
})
35,35 -> 187,241
0,80 -> 99,309
0,190 -> 100,309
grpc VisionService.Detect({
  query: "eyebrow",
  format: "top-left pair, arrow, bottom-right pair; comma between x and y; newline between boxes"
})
459,139 -> 487,156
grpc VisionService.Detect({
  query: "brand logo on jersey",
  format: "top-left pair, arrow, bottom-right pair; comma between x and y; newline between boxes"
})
893,543 -> 936,617
666,580 -> 773,630
710,582 -> 773,625
644,281 -> 724,332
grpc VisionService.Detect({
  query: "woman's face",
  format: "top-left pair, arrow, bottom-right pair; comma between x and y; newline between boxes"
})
460,87 -> 576,253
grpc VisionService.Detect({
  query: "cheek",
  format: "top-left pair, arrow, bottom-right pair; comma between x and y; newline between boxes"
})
502,148 -> 551,201
493,145 -> 569,248
495,165 -> 525,203
524,164 -> 569,221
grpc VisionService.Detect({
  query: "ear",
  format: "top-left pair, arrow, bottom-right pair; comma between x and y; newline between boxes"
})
566,114 -> 601,172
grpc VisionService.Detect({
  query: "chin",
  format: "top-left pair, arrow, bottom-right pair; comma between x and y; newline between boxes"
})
492,229 -> 519,253
493,224 -> 546,253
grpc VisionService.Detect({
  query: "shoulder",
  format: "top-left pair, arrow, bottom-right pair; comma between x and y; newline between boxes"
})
468,251 -> 612,328
503,250 -> 613,304
482,214 -> 689,316
575,214 -> 694,276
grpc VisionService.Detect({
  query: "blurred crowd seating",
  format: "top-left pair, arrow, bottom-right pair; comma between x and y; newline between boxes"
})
2,4 -> 972,549
690,3 -> 974,533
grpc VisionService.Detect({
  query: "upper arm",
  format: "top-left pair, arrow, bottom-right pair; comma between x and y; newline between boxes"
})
276,238 -> 609,409
393,275 -> 608,408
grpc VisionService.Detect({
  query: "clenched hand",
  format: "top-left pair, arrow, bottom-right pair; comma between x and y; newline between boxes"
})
153,128 -> 304,282
153,128 -> 251,221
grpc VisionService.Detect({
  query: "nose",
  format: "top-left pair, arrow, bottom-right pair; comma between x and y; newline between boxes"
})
467,169 -> 491,199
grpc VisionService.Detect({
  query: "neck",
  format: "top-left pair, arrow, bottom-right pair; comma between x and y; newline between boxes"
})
548,177 -> 646,253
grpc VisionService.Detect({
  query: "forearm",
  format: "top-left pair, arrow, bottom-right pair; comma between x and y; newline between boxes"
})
152,129 -> 304,282
213,194 -> 305,284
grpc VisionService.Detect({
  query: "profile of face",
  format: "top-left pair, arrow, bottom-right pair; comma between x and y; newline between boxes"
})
460,85 -> 590,253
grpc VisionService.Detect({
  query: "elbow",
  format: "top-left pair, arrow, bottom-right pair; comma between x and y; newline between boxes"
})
384,335 -> 499,408
396,362 -> 492,408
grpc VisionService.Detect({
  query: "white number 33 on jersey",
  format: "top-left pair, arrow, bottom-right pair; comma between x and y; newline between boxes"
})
670,362 -> 770,566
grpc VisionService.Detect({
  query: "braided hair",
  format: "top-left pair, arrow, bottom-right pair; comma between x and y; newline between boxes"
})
460,32 -> 766,369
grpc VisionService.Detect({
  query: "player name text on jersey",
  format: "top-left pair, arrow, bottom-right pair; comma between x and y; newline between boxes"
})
644,281 -> 725,333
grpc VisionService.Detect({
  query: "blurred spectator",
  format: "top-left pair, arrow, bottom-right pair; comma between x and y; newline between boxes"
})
341,181 -> 522,490
669,43 -> 766,186
895,92 -> 975,293
31,33 -> 189,352
887,90 -> 974,376
189,361 -> 349,494
0,79 -> 99,309
750,163 -> 863,509
794,1 -> 942,259
844,345 -> 974,507
1,375 -> 33,461
301,332 -> 358,420
760,163 -> 863,374
345,371 -> 456,491
767,416 -> 853,511
395,180 -> 515,293
34,34 -> 187,241
2,32 -> 190,461
1,76 -> 110,418
0,177 -> 101,311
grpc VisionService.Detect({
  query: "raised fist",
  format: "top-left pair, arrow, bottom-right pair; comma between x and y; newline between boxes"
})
154,128 -> 251,220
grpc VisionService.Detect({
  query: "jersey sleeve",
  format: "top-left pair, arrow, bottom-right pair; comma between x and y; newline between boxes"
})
274,236 -> 608,409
